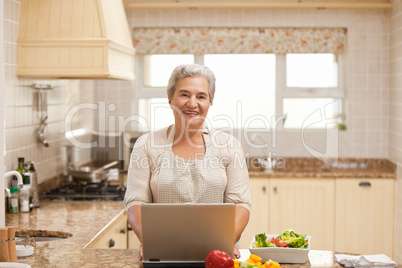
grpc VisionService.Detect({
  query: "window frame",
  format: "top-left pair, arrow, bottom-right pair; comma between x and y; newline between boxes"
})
276,53 -> 345,130
134,53 -> 345,131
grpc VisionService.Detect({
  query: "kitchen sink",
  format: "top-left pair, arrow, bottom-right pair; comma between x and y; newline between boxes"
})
15,229 -> 73,243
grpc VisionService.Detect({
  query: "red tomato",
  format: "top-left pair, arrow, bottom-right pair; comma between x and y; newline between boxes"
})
205,249 -> 234,268
274,238 -> 289,247
268,237 -> 275,244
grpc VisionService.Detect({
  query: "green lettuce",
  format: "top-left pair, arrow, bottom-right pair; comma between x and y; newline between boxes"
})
252,233 -> 276,248
276,229 -> 309,248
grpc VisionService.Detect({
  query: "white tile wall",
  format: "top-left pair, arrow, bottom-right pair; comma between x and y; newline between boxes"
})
126,8 -> 391,159
390,0 -> 402,263
2,0 -> 93,185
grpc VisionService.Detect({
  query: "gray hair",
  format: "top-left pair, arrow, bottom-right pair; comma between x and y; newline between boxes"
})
166,64 -> 216,105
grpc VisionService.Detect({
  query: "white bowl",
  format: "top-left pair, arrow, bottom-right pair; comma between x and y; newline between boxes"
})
248,234 -> 311,264
16,245 -> 35,257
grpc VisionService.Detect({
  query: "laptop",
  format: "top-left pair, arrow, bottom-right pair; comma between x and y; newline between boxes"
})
141,203 -> 236,268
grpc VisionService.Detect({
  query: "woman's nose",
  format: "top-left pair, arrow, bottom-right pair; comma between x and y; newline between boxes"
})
187,96 -> 197,108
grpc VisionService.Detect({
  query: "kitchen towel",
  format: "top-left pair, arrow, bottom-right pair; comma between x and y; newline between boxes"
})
334,254 -> 397,267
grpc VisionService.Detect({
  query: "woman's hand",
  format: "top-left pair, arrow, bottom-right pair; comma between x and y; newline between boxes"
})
234,244 -> 240,259
138,245 -> 143,260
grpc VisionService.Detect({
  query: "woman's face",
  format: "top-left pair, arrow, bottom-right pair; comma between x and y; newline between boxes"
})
169,76 -> 211,130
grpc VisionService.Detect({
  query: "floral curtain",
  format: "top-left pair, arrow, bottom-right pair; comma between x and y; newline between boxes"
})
132,27 -> 347,55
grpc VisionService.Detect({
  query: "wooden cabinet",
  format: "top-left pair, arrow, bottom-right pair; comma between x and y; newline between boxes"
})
86,209 -> 141,250
335,178 -> 395,257
269,178 -> 335,251
86,210 -> 128,249
242,177 -> 335,251
239,177 -> 270,248
244,176 -> 395,258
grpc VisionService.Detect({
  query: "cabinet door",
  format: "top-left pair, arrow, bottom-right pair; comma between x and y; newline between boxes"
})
239,178 -> 269,248
335,178 -> 394,257
269,178 -> 335,251
89,212 -> 128,249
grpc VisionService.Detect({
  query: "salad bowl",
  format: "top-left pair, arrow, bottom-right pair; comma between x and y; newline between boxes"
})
249,234 -> 311,264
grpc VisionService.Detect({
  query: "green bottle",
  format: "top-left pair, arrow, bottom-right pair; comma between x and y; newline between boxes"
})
14,157 -> 30,187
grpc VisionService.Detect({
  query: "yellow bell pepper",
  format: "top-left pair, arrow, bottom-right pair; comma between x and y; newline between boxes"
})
234,259 -> 240,268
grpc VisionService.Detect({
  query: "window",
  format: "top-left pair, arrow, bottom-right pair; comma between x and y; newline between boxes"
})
204,54 -> 275,129
286,53 -> 338,88
279,53 -> 343,129
142,54 -> 194,88
135,53 -> 343,131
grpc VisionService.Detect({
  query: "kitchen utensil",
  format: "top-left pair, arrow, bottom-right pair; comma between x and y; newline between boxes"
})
70,161 -> 119,183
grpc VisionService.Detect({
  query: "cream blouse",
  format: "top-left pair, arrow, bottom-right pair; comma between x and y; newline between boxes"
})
123,126 -> 251,211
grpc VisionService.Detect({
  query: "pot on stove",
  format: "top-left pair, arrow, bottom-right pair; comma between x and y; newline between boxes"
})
70,161 -> 118,183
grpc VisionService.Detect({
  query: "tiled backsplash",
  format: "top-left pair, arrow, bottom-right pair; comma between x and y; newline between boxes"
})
390,0 -> 402,263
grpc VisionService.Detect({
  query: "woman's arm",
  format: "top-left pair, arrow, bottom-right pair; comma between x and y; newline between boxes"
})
124,134 -> 154,260
127,205 -> 144,260
235,205 -> 250,244
127,205 -> 143,243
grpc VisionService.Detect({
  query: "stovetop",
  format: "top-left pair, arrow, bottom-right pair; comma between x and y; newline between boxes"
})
43,181 -> 126,201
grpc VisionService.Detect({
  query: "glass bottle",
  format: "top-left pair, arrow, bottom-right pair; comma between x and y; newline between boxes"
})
19,185 -> 30,213
9,188 -> 19,213
27,162 -> 40,208
14,157 -> 29,188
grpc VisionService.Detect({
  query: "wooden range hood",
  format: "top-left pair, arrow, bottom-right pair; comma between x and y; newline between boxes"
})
17,0 -> 135,80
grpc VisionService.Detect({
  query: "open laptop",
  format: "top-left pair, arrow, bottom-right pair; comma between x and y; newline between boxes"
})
141,203 -> 236,268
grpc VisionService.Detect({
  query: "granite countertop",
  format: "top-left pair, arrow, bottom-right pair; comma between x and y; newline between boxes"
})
5,200 -> 351,267
248,157 -> 396,178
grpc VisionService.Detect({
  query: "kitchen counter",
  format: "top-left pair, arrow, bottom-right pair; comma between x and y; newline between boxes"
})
249,157 -> 396,178
5,200 -> 361,267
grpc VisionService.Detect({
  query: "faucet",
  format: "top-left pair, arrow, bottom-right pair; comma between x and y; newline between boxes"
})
0,171 -> 23,228
249,133 -> 276,172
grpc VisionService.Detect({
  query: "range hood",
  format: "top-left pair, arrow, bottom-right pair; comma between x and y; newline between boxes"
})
17,0 -> 135,80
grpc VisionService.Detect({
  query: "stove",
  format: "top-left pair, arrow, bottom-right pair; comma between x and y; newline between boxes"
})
43,181 -> 126,201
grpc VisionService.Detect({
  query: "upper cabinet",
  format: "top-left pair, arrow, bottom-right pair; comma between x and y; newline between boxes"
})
123,0 -> 392,9
17,0 -> 135,80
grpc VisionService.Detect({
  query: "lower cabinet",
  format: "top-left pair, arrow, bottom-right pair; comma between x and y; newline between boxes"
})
244,177 -> 395,258
87,210 -> 141,249
86,210 -> 128,249
334,178 -> 395,257
269,178 -> 335,251
239,178 -> 269,248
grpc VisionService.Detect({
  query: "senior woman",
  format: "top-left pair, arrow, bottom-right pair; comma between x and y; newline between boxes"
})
124,63 -> 251,260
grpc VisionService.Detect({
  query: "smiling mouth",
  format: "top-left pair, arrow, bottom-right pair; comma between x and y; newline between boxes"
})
183,111 -> 199,116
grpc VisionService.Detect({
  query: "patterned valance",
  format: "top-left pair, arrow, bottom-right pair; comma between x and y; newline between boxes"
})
132,27 -> 347,55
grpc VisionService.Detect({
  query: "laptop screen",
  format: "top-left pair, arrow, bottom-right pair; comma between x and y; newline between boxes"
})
141,203 -> 235,266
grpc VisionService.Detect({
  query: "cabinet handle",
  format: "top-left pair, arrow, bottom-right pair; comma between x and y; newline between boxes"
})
109,239 -> 115,248
273,186 -> 278,192
120,228 -> 126,234
262,186 -> 266,192
359,181 -> 371,187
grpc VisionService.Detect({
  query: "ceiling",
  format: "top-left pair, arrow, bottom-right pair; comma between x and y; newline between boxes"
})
123,0 -> 392,9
